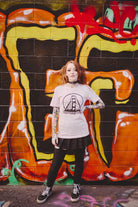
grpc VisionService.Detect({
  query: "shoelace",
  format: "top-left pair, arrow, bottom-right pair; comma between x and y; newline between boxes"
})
42,187 -> 51,196
73,184 -> 80,194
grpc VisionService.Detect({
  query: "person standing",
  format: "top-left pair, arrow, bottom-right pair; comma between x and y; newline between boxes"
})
37,60 -> 105,204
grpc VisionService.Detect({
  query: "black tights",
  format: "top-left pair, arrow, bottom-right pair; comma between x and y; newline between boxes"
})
47,147 -> 85,188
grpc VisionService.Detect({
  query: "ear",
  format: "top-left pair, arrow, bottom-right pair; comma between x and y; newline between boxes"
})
64,75 -> 68,83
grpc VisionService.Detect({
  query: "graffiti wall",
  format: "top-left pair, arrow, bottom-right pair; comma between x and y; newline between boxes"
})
0,0 -> 138,185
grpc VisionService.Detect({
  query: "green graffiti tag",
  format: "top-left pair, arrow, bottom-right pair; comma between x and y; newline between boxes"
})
70,165 -> 75,172
2,159 -> 29,185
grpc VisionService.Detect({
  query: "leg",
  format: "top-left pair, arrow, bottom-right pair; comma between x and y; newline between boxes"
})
74,148 -> 85,184
47,147 -> 66,188
71,148 -> 85,202
37,148 -> 66,204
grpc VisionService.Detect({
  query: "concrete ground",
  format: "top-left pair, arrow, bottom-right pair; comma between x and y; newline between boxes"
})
0,184 -> 138,207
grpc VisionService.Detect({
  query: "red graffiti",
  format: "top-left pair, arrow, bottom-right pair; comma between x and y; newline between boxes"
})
104,0 -> 138,46
0,2 -> 138,184
104,1 -> 136,37
65,1 -> 138,45
65,4 -> 97,33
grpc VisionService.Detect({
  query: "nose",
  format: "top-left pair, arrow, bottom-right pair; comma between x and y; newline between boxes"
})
71,72 -> 76,76
71,69 -> 76,74
70,71 -> 75,75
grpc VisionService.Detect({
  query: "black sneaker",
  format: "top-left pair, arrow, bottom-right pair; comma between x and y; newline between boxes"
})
37,186 -> 52,204
71,184 -> 80,202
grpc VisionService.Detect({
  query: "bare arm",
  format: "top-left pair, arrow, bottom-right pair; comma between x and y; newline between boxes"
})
83,99 -> 105,112
52,107 -> 60,146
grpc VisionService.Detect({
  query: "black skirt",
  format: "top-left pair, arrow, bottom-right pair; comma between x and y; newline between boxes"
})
56,134 -> 92,154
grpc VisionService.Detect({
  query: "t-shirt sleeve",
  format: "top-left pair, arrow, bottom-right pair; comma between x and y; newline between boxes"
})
50,87 -> 60,107
87,85 -> 101,103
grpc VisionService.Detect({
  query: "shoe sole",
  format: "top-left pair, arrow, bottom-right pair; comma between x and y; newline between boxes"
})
37,191 -> 53,204
71,196 -> 80,202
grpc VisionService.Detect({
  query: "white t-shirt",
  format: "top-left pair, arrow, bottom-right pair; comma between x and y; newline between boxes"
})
50,83 -> 100,139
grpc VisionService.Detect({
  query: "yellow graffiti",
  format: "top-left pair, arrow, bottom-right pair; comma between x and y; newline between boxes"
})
79,35 -> 138,69
5,26 -> 76,162
91,78 -> 113,164
0,4 -> 138,183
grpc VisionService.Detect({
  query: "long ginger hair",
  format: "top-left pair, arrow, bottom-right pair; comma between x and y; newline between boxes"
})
61,60 -> 86,84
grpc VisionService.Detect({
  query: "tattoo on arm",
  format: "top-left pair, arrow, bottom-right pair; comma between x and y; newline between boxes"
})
52,107 -> 59,136
95,99 -> 105,109
86,99 -> 105,109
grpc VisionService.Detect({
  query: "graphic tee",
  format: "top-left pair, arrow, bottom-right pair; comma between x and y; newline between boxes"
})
50,83 -> 100,139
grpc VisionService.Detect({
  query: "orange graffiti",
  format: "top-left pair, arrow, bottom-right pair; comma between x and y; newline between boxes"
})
0,2 -> 138,184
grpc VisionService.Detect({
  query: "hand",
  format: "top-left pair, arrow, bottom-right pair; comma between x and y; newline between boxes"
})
52,134 -> 58,146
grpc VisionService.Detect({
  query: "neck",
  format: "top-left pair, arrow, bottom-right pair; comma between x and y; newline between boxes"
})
68,81 -> 78,84
66,81 -> 78,88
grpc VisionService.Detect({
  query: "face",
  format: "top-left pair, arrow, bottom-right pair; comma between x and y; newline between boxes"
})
66,62 -> 78,83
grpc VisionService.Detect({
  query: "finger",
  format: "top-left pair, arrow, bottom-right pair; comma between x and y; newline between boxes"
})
55,139 -> 58,145
52,139 -> 55,145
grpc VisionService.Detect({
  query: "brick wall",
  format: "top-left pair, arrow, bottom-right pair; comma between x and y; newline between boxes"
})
0,0 -> 138,185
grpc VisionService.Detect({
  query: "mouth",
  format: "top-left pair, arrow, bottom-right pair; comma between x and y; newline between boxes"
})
69,75 -> 76,79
